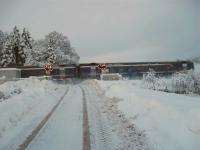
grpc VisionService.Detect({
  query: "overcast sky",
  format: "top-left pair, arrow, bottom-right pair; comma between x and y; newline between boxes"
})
0,0 -> 200,63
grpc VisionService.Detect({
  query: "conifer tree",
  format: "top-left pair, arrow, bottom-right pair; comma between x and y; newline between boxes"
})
10,26 -> 26,66
21,28 -> 32,49
0,38 -> 15,67
46,39 -> 56,64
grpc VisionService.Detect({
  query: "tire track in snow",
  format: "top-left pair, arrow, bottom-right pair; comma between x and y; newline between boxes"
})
81,84 -> 120,150
80,87 -> 91,150
92,80 -> 153,150
17,87 -> 69,150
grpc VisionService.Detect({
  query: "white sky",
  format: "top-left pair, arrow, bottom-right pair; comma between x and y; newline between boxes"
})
0,0 -> 200,63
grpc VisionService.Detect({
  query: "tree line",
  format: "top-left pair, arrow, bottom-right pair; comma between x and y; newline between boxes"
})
0,26 -> 79,67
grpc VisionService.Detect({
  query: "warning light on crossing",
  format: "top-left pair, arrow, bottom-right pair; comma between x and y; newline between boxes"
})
98,64 -> 107,70
44,63 -> 54,75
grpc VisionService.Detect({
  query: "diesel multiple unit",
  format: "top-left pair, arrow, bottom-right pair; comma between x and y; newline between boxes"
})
17,61 -> 194,79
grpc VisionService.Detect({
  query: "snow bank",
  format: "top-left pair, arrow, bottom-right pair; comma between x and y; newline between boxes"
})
97,80 -> 200,150
0,78 -> 67,149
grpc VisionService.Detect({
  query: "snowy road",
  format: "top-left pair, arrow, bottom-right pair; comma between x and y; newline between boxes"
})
27,85 -> 83,150
16,81 -> 150,150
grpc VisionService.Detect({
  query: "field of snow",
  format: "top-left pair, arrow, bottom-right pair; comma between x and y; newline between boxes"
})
97,80 -> 200,150
0,63 -> 200,150
0,78 -> 67,150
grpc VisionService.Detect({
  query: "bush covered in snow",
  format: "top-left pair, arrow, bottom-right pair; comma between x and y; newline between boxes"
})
142,69 -> 200,95
142,71 -> 169,92
171,71 -> 200,94
142,69 -> 157,90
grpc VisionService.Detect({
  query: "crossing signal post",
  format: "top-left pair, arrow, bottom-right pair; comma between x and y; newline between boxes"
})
44,63 -> 54,76
98,64 -> 108,73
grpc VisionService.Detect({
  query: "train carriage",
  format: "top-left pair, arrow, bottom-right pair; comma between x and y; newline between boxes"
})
106,61 -> 194,77
21,68 -> 45,78
10,60 -> 194,79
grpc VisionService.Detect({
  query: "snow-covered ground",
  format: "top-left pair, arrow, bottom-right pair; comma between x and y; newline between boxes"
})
1,65 -> 200,150
0,79 -> 153,150
97,79 -> 200,150
0,78 -> 67,150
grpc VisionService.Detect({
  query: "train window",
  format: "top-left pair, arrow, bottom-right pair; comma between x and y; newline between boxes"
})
119,68 -> 124,73
80,67 -> 91,77
65,68 -> 75,74
64,67 -> 76,78
182,63 -> 187,69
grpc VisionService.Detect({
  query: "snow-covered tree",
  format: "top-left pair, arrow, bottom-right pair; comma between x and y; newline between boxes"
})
0,30 -> 7,51
25,39 -> 45,66
0,38 -> 15,67
3,26 -> 33,66
11,26 -> 20,65
142,69 -> 157,90
21,28 -> 34,66
8,26 -> 26,66
68,47 -> 80,64
0,30 -> 8,62
193,72 -> 200,94
24,30 -> 79,66
45,39 -> 56,64
172,72 -> 188,93
171,70 -> 200,94
1,28 -> 79,66
21,28 -> 32,49
44,31 -> 79,65
44,31 -> 71,52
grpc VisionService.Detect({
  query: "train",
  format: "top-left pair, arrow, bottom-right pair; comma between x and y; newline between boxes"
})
18,60 -> 194,79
